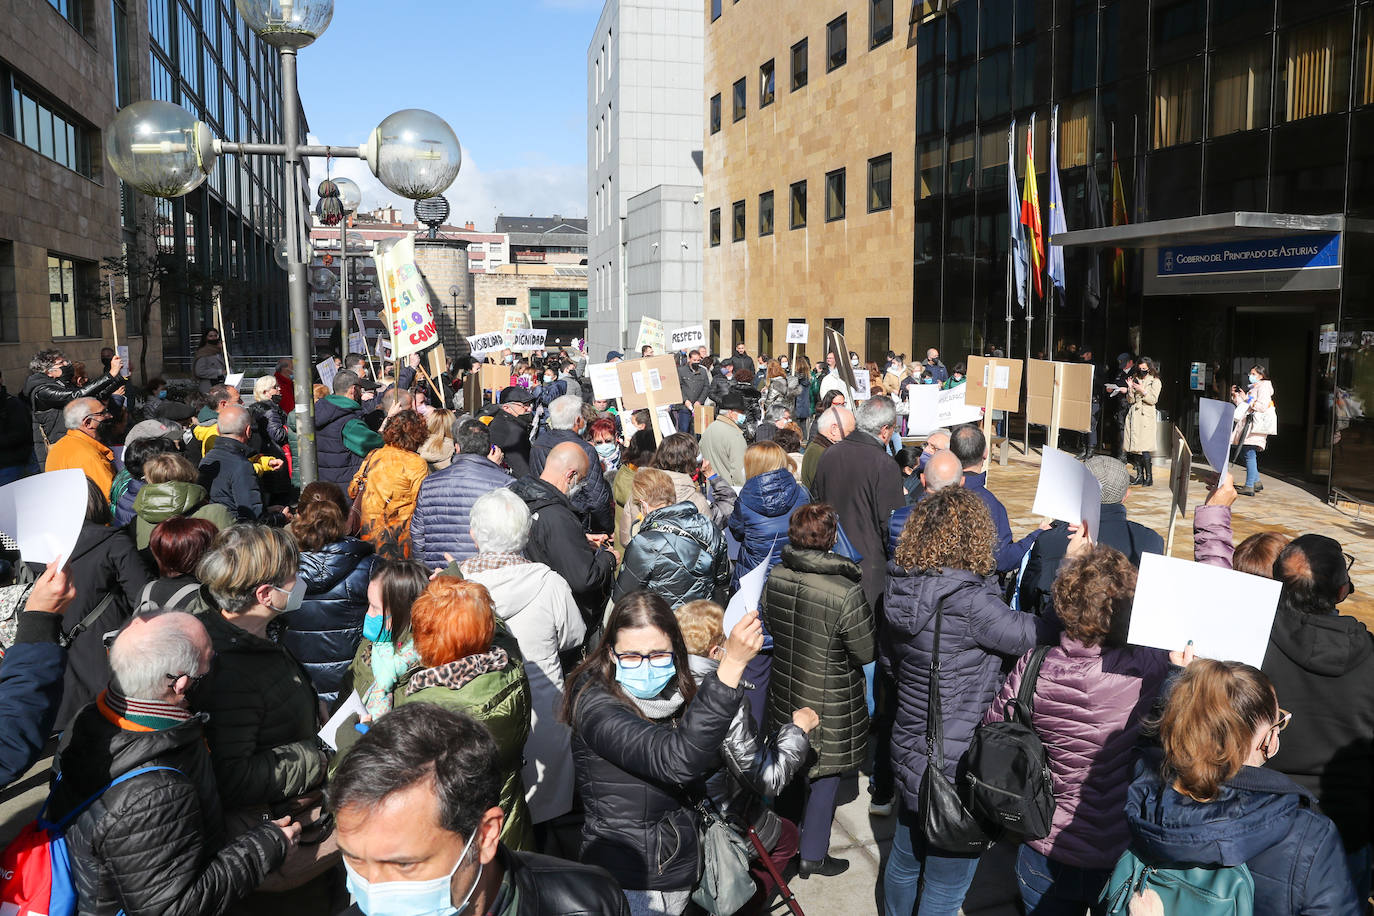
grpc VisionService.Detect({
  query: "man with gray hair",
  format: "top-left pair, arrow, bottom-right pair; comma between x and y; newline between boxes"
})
800,404 -> 854,490
918,427 -> 952,474
315,368 -> 383,486
412,418 -> 515,569
460,487 -> 584,826
198,404 -> 267,521
44,396 -> 116,494
528,394 -> 613,534
48,610 -> 298,915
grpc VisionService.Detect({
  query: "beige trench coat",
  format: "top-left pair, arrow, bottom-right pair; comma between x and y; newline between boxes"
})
1123,375 -> 1161,453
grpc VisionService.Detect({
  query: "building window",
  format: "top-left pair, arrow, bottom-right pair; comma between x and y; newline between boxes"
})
918,140 -> 942,199
759,190 -> 774,236
0,241 -> 17,341
827,15 -> 848,72
791,39 -> 809,91
865,318 -> 889,364
709,207 -> 721,246
758,319 -> 774,357
1281,17 -> 1352,122
529,289 -> 587,320
496,297 -> 517,308
825,168 -> 846,221
868,154 -> 892,212
732,200 -> 746,242
760,59 -> 775,107
790,180 -> 807,229
712,0 -> 721,21
3,71 -> 95,177
46,0 -> 83,32
710,320 -> 721,355
732,319 -> 745,349
871,0 -> 893,48
112,0 -> 133,108
733,78 -> 747,121
710,93 -> 721,133
48,254 -> 93,338
1152,58 -> 1204,148
1211,42 -> 1271,136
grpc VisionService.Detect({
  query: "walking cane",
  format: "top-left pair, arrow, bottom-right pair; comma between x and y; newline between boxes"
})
744,823 -> 806,916
1227,415 -> 1254,471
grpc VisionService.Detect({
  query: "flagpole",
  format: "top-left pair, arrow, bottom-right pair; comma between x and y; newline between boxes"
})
1046,111 -> 1056,360
1024,120 -> 1033,457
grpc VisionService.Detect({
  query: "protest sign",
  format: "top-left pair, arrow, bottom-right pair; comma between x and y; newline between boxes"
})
616,356 -> 682,413
1170,428 -> 1192,518
852,369 -> 872,401
353,308 -> 367,331
1198,397 -> 1235,474
503,309 -> 529,345
967,356 -> 1024,413
466,331 -> 506,356
374,335 -> 393,361
224,372 -> 244,390
0,469 -> 86,567
724,554 -> 772,632
319,691 -> 367,751
635,317 -> 665,353
115,345 -> 130,378
510,328 -> 548,352
1027,360 -> 1095,433
786,323 -> 809,345
587,362 -> 623,401
316,357 -> 338,391
347,331 -> 367,356
669,325 -> 706,351
1031,447 -> 1102,541
906,384 -> 984,437
823,327 -> 858,397
375,234 -> 439,359
1128,553 -> 1281,668
479,363 -> 509,395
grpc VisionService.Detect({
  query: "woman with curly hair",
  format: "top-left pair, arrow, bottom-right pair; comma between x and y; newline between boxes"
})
348,409 -> 429,559
882,487 -> 1054,916
983,543 -> 1171,915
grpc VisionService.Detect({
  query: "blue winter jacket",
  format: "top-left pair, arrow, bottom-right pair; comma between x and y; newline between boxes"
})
283,537 -> 376,706
1125,750 -> 1359,916
410,453 -> 514,569
0,612 -> 66,787
727,468 -> 809,592
958,471 -> 1040,573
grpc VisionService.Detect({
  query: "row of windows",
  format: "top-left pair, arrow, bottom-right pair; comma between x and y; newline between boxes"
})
709,1 -> 893,134
708,154 -> 892,245
0,66 -> 95,178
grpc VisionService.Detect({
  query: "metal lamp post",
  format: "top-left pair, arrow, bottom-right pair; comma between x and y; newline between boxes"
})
104,0 -> 461,485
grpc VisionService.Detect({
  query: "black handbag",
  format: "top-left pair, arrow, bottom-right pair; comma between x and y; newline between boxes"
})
916,597 -> 990,853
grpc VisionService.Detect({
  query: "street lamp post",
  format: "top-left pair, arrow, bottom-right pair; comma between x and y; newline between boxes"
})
104,0 -> 461,485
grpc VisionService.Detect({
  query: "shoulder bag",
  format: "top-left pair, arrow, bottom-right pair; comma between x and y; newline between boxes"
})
347,454 -> 376,536
917,597 -> 989,852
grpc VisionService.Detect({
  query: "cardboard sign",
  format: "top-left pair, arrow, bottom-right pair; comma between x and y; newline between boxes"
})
0,469 -> 87,567
587,361 -> 623,401
635,317 -> 664,353
479,362 -> 509,393
511,328 -> 548,352
1031,447 -> 1103,541
115,345 -> 130,378
852,369 -> 872,401
316,358 -> 338,391
669,325 -> 707,351
786,323 -> 809,345
1026,359 -> 1095,432
694,402 -> 715,431
467,331 -> 506,356
616,355 -> 682,411
907,384 -> 983,436
1170,427 -> 1192,517
1128,553 -> 1281,668
375,234 -> 439,359
967,356 -> 1024,413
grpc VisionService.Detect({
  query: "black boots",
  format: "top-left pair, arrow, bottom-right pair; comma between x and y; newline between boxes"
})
1136,452 -> 1154,486
799,856 -> 850,879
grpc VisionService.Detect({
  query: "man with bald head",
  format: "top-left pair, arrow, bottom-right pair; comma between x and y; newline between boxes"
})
886,450 -> 963,559
50,610 -> 297,914
45,396 -> 116,493
510,440 -> 615,628
800,404 -> 855,490
198,403 -> 267,521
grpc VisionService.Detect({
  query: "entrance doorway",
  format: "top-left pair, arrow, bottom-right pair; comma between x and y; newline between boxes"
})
1231,307 -> 1321,481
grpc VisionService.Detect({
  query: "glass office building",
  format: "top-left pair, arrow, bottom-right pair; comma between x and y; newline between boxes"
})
914,0 -> 1374,503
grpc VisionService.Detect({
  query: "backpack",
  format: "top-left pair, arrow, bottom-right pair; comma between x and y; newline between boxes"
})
962,644 -> 1055,840
1102,850 -> 1254,916
0,766 -> 179,916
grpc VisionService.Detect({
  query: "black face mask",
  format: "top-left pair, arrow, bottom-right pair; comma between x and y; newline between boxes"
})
59,364 -> 75,382
95,418 -> 122,446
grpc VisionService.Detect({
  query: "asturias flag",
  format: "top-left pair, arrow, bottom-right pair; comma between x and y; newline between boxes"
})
1110,141 -> 1129,294
1047,106 -> 1068,300
1008,119 -> 1028,310
1020,114 -> 1045,299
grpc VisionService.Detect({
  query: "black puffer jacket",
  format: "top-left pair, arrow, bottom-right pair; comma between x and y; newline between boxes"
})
56,523 -> 154,728
510,475 -> 615,624
190,611 -> 326,809
529,428 -> 615,534
22,370 -> 120,450
284,537 -> 376,706
488,410 -> 534,478
0,386 -> 35,469
571,672 -> 744,891
612,502 -> 729,608
762,546 -> 876,777
50,703 -> 287,916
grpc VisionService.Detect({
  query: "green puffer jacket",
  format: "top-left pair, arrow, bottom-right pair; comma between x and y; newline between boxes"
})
761,545 -> 876,778
132,480 -> 236,549
395,626 -> 535,851
190,611 -> 327,810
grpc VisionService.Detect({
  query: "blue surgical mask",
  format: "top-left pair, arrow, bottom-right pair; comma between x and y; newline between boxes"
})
157,389 -> 168,399
595,442 -> 619,463
615,659 -> 676,699
344,823 -> 481,916
1248,373 -> 1259,385
362,613 -> 387,643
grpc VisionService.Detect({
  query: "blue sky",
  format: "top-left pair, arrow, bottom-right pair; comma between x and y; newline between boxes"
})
297,0 -> 603,229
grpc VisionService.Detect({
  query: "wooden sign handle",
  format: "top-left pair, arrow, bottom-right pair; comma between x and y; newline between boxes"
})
1048,362 -> 1064,453
644,373 -> 664,446
981,370 -> 996,474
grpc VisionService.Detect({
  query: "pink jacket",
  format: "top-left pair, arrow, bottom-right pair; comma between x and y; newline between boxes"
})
1192,504 -> 1234,569
984,635 -> 1170,869
1233,379 -> 1274,449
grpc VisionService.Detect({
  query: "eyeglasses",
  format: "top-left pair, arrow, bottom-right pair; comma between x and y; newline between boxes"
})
1345,553 -> 1356,575
611,649 -> 675,669
167,670 -> 210,687
1273,708 -> 1293,733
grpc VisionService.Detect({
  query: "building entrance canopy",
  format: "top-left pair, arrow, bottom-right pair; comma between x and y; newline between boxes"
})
1051,211 -> 1352,296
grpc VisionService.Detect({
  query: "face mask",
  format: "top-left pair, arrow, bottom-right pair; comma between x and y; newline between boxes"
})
734,412 -> 747,427
922,377 -> 935,385
59,364 -> 75,382
1248,373 -> 1259,385
850,357 -> 860,368
595,442 -> 618,462
362,613 -> 387,643
271,578 -> 306,614
616,659 -> 677,699
344,823 -> 482,916
543,375 -> 554,384
503,355 -> 513,365
780,360 -> 789,370
271,393 -> 283,404
157,389 -> 168,399
567,477 -> 587,500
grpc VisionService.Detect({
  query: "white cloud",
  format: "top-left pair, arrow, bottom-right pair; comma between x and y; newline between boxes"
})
308,134 -> 585,231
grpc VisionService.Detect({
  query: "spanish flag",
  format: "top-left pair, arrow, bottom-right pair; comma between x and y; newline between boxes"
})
1020,115 -> 1044,299
1110,143 -> 1129,294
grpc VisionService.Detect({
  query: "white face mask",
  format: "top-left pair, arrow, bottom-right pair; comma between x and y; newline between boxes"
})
344,823 -> 482,916
270,578 -> 306,614
850,357 -> 860,368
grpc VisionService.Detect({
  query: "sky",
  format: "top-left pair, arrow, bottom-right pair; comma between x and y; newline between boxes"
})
297,0 -> 604,230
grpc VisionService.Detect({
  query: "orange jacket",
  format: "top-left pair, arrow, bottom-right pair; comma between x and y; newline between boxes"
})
45,430 -> 114,495
349,445 -> 429,559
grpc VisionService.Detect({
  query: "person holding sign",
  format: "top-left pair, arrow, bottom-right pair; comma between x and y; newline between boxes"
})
675,348 -> 710,434
22,348 -> 123,463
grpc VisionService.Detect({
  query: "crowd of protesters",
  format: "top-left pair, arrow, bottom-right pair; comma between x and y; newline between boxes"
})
0,334 -> 1364,916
